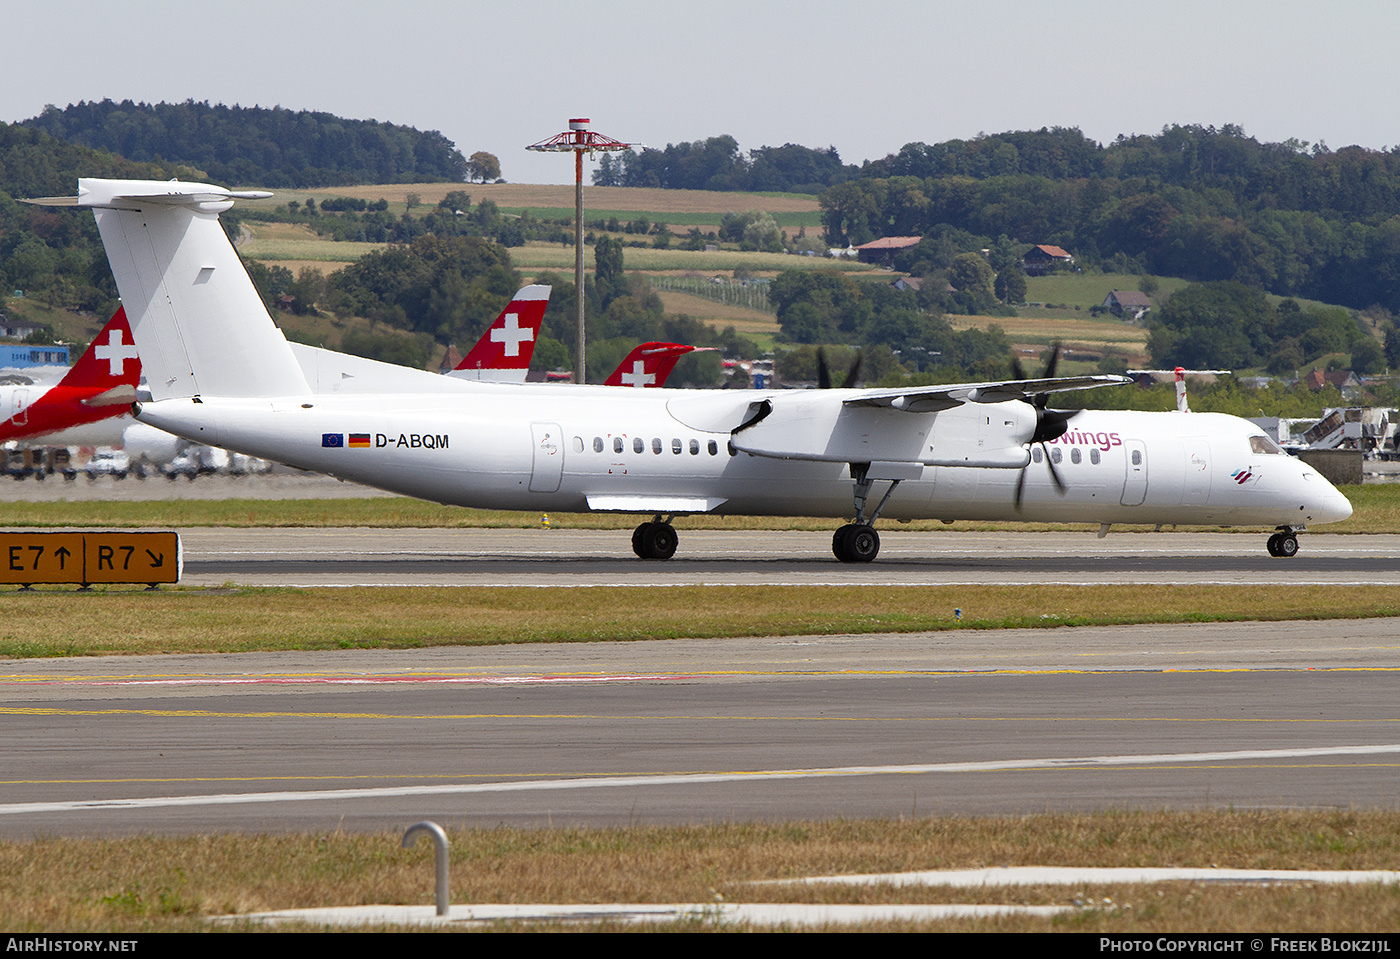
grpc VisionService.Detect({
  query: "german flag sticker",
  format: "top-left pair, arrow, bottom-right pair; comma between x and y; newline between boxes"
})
349,433 -> 371,448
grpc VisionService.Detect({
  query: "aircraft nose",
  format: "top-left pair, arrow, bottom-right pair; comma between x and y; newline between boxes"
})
1320,489 -> 1353,524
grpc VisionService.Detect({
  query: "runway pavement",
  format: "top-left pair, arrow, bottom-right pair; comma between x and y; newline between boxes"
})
173,527 -> 1400,586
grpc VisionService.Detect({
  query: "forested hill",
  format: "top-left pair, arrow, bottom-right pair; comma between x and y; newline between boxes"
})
819,125 -> 1400,314
23,100 -> 469,187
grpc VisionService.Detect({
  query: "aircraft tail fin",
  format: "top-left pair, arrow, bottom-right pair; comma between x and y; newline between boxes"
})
56,179 -> 309,401
604,342 -> 699,388
57,307 -> 141,398
451,285 -> 550,381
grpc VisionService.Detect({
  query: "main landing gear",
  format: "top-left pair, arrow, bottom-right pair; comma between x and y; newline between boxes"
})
1266,527 -> 1301,558
831,463 -> 905,564
832,523 -> 880,563
632,516 -> 678,560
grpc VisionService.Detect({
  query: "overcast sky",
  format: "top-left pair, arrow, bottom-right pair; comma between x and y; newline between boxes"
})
5,1 -> 1396,186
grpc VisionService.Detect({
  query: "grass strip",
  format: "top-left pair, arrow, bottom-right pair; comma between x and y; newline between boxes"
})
1,584 -> 1396,658
4,810 -> 1399,931
0,481 -> 1393,532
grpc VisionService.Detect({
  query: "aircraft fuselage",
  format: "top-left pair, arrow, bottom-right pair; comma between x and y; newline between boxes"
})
136,385 -> 1352,529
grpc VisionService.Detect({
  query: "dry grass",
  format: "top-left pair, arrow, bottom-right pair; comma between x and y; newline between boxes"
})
653,290 -> 780,334
0,583 -> 1396,658
289,183 -> 821,216
949,311 -> 1151,364
4,811 -> 1400,931
509,244 -> 872,273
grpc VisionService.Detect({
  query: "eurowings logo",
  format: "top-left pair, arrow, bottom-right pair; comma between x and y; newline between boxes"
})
1231,469 -> 1255,485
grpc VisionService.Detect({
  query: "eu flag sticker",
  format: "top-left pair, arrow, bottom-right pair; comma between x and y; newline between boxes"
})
322,433 -> 344,448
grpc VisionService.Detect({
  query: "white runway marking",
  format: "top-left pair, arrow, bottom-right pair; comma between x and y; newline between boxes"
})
6,744 -> 1397,817
788,866 -> 1400,887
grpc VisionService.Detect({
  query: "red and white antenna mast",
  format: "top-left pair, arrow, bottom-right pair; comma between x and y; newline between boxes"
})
527,119 -> 637,384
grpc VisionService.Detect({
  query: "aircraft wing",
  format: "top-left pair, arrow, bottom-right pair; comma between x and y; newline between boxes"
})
725,373 -> 1131,468
841,374 -> 1129,413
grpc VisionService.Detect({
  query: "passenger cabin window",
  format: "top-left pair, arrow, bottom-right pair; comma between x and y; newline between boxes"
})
614,437 -> 624,454
572,436 -> 584,453
634,437 -> 644,454
652,438 -> 662,455
1070,448 -> 1082,464
672,438 -> 683,455
1249,435 -> 1284,455
1050,448 -> 1063,464
1090,448 -> 1101,465
1131,450 -> 1142,466
689,439 -> 700,455
1032,447 -> 1043,463
593,437 -> 604,453
708,440 -> 718,456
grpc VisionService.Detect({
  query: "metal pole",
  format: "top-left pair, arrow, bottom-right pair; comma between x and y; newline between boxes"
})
575,147 -> 585,384
402,821 -> 450,916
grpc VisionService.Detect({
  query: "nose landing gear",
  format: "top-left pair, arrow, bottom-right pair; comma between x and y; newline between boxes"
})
1266,527 -> 1300,557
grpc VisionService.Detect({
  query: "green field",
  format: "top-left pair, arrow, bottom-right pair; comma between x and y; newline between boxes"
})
1024,273 -> 1191,310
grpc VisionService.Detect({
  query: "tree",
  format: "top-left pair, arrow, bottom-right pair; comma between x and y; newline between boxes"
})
468,151 -> 501,183
594,235 -> 624,308
1351,337 -> 1385,374
994,267 -> 1027,305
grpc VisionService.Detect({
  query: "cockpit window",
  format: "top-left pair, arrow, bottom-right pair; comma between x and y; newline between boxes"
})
1249,435 -> 1284,455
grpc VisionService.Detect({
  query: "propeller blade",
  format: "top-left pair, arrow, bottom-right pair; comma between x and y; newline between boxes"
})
816,348 -> 831,390
841,350 -> 864,389
1044,445 -> 1068,493
1041,343 -> 1061,380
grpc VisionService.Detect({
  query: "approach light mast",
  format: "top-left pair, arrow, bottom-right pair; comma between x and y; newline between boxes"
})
527,119 -> 637,384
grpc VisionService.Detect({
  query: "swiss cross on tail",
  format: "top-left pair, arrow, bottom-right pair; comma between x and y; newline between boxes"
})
0,308 -> 142,445
63,307 -> 141,390
457,285 -> 550,372
603,342 -> 705,388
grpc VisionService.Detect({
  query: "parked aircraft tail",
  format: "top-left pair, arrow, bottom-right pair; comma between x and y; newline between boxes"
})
450,285 -> 551,381
58,307 -> 141,396
603,342 -> 701,388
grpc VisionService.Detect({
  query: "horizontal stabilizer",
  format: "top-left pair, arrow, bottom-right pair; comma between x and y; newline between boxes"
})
70,178 -> 310,401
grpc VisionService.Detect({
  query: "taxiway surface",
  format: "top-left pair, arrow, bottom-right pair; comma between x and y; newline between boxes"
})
3,618 -> 1398,837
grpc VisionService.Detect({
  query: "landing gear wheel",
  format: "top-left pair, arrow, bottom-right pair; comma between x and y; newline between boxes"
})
631,521 -> 678,560
1266,532 -> 1299,557
832,523 -> 880,563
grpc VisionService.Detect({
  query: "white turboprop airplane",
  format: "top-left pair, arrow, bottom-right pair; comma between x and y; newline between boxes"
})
35,179 -> 1353,562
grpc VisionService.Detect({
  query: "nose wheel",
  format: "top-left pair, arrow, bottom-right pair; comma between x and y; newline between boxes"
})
1266,529 -> 1299,557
